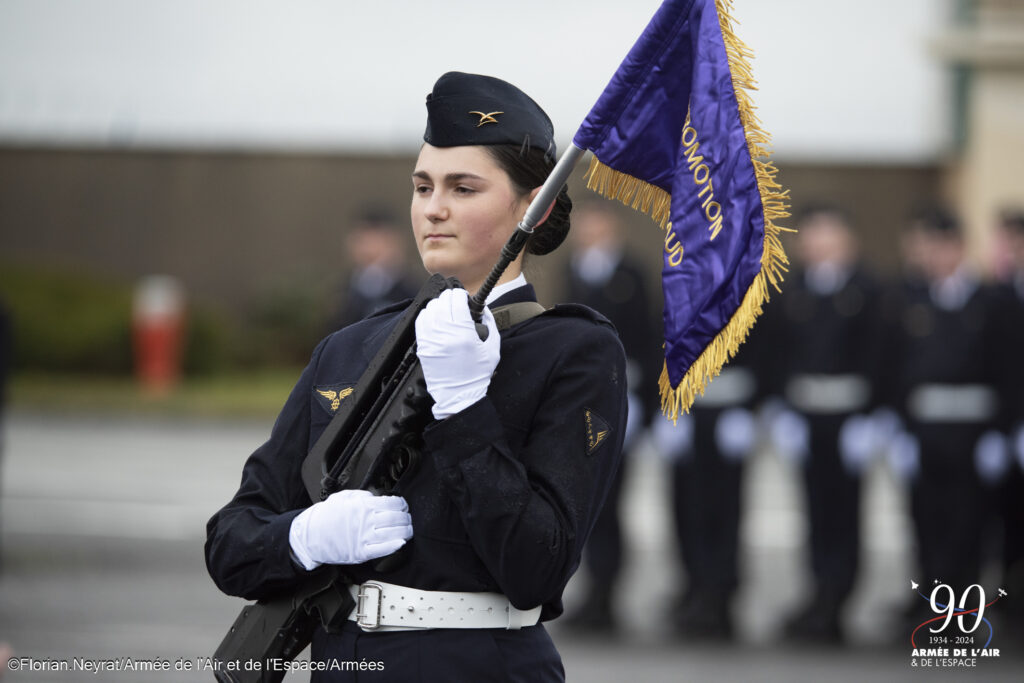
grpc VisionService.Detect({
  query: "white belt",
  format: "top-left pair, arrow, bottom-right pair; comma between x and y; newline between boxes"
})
348,581 -> 542,632
785,374 -> 870,414
907,383 -> 998,423
694,367 -> 756,408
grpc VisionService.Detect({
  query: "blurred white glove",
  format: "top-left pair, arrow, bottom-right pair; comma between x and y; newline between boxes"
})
869,407 -> 902,446
770,408 -> 810,466
974,430 -> 1010,485
623,392 -> 643,452
715,408 -> 756,462
415,288 -> 500,420
887,431 -> 920,482
652,412 -> 694,463
839,414 -> 876,475
1016,425 -> 1024,472
289,489 -> 413,571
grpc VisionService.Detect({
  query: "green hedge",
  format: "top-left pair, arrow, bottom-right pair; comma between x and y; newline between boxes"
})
0,264 -> 240,376
0,264 -> 134,374
0,262 -> 343,376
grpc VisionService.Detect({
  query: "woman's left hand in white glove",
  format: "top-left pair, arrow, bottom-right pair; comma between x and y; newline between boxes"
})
415,288 -> 500,420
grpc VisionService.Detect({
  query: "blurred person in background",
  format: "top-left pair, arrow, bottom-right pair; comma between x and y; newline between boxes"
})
0,297 -> 11,671
560,202 -> 659,634
888,208 -> 1016,604
898,211 -> 931,295
330,207 -> 418,332
657,324 -> 768,641
767,205 -> 884,644
875,209 -> 939,483
0,296 -> 10,569
993,209 -> 1024,638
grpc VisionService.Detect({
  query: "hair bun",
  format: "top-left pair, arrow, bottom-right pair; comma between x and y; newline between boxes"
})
485,144 -> 572,257
526,185 -> 572,255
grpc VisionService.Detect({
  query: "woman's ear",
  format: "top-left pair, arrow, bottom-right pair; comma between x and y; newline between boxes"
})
528,186 -> 554,227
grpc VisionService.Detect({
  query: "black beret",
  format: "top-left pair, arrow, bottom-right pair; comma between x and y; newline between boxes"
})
913,206 -> 961,238
424,72 -> 555,157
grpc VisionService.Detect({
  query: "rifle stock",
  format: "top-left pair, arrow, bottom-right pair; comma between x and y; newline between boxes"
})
212,569 -> 351,683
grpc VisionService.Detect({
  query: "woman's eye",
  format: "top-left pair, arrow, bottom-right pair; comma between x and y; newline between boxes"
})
454,186 -> 476,195
414,185 -> 432,195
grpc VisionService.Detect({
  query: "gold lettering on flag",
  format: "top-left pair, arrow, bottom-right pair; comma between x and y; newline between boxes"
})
681,114 -> 724,241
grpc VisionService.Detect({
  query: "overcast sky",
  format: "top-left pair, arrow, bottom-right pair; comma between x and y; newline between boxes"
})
0,0 -> 954,161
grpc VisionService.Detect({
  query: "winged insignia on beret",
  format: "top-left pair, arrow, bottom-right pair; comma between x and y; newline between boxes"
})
469,110 -> 503,127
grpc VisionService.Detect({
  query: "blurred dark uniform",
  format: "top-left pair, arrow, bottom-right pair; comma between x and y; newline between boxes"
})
991,211 -> 1024,635
333,267 -> 417,332
771,261 -> 883,642
330,211 -> 418,332
666,325 -> 767,640
562,233 -> 659,632
892,267 -> 1015,593
996,268 -> 1024,635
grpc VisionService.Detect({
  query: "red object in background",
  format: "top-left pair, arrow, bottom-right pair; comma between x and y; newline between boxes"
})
133,276 -> 185,394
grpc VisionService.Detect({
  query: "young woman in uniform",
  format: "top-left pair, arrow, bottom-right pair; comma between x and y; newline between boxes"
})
206,71 -> 628,682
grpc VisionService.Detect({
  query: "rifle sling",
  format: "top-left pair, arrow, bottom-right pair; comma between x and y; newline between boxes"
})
489,301 -> 546,331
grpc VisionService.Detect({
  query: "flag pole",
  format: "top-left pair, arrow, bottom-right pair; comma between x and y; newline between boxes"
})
468,143 -> 585,334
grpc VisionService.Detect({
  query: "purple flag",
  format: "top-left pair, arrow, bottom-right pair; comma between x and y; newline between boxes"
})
573,0 -> 789,419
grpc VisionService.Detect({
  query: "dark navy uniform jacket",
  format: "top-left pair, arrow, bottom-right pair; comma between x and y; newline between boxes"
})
892,280 -> 1016,440
565,254 -> 660,425
205,283 -> 628,625
767,264 -> 885,415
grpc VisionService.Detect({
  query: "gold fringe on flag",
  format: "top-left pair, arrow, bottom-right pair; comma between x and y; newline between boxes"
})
583,0 -> 791,422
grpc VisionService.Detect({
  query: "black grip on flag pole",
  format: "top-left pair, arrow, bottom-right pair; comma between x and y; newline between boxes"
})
468,144 -> 586,339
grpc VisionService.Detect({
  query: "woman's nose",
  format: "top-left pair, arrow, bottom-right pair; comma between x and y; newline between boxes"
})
425,192 -> 449,223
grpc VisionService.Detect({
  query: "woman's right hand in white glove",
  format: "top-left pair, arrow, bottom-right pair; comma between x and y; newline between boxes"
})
288,489 -> 413,571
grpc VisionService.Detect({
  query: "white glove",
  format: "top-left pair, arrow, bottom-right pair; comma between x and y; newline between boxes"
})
415,288 -> 500,420
652,412 -> 694,463
839,414 -> 876,475
869,407 -> 902,446
623,392 -> 643,451
770,407 -> 810,466
1016,425 -> 1024,472
289,489 -> 413,571
974,430 -> 1010,485
715,408 -> 756,462
887,431 -> 920,482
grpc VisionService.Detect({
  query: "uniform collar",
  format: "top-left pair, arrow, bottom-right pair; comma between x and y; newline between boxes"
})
488,275 -> 537,308
485,273 -> 530,306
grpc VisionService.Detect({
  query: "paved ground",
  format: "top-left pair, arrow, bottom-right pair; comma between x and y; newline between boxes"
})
0,412 -> 1020,682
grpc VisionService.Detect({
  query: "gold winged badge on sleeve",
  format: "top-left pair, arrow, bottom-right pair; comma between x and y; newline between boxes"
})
316,387 -> 353,412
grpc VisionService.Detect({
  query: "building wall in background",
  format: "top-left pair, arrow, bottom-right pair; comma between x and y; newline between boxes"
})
0,148 -> 943,315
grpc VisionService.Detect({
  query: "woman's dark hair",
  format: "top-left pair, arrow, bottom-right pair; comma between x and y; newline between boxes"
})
485,144 -> 572,256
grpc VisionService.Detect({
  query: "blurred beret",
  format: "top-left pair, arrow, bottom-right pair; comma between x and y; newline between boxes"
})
913,206 -> 961,238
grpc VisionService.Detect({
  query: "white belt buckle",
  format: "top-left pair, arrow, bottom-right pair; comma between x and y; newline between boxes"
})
355,582 -> 384,630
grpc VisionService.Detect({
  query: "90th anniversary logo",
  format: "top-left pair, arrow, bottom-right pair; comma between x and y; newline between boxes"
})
909,580 -> 1007,669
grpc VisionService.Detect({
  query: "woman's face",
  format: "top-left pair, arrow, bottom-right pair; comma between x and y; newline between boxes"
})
411,144 -> 529,292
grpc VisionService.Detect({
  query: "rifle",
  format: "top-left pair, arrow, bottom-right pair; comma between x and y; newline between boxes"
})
211,144 -> 584,683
